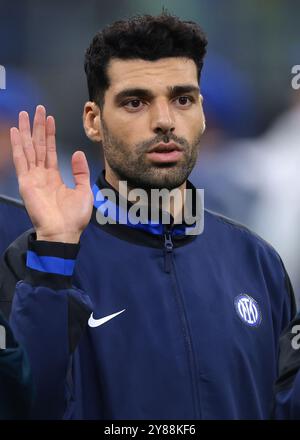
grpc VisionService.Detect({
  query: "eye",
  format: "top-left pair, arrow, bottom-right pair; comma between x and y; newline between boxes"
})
123,99 -> 145,111
175,96 -> 194,107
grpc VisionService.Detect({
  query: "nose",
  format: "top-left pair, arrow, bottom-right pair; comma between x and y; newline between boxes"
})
150,99 -> 175,135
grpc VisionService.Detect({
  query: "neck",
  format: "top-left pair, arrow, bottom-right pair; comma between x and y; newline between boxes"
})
104,167 -> 187,222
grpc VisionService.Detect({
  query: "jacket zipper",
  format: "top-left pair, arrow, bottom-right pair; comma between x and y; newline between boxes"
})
162,225 -> 201,418
164,227 -> 174,273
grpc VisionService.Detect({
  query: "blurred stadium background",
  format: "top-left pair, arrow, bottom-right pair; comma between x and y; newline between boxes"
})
0,0 -> 300,303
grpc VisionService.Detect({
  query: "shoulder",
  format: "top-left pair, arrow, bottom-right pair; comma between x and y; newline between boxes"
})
0,195 -> 25,209
0,195 -> 30,221
0,196 -> 32,256
204,208 -> 280,257
203,209 -> 296,317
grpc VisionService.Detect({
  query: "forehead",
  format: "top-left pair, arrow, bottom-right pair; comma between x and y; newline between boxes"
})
106,57 -> 199,93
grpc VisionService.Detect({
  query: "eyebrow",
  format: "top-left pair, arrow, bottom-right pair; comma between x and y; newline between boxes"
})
114,84 -> 200,104
168,85 -> 200,98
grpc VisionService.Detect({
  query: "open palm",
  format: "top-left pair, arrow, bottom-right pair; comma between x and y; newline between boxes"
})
10,105 -> 94,243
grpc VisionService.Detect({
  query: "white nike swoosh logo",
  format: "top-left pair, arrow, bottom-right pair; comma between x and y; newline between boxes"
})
88,309 -> 126,328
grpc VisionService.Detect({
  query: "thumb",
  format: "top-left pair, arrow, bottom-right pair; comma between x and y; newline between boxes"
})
71,150 -> 90,189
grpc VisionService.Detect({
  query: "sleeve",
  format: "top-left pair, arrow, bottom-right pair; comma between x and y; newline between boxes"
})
8,233 -> 93,420
0,311 -> 33,419
272,264 -> 300,419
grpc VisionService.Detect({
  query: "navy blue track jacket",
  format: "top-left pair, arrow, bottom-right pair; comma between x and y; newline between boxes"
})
0,171 -> 299,419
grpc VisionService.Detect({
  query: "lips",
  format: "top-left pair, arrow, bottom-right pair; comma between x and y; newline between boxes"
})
148,142 -> 182,153
147,142 -> 183,163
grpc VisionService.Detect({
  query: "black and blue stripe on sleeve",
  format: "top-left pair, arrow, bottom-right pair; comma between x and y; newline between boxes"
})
25,233 -> 80,289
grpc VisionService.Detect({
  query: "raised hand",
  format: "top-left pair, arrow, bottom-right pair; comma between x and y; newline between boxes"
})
10,105 -> 94,243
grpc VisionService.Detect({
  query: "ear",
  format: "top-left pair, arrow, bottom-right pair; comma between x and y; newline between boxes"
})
199,94 -> 206,134
83,101 -> 102,142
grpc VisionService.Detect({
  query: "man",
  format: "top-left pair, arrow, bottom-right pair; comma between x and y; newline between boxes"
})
0,310 -> 33,419
0,196 -> 32,320
0,196 -> 31,252
0,13 -> 299,419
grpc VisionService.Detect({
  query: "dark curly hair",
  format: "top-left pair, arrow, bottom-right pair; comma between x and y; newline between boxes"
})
84,13 -> 208,107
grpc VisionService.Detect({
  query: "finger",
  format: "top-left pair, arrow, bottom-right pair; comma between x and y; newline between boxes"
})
10,127 -> 28,177
32,105 -> 46,166
71,151 -> 90,189
46,115 -> 58,169
18,111 -> 36,168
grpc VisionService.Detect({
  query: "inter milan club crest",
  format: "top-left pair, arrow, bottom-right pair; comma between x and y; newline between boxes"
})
234,294 -> 262,327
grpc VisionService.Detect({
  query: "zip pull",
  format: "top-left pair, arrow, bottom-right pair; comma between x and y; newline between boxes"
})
164,230 -> 174,273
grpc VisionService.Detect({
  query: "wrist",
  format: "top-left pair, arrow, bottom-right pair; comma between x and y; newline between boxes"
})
36,231 -> 81,244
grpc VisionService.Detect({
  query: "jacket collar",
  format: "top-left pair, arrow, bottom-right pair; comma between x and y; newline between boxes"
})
90,170 -> 202,247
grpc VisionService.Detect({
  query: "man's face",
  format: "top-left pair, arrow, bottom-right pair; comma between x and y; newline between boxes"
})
98,57 -> 205,190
